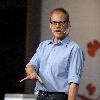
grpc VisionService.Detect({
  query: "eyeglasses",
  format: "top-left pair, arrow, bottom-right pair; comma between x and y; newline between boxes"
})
50,20 -> 67,26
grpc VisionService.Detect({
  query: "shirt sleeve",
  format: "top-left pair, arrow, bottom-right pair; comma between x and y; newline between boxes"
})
68,46 -> 85,85
26,42 -> 44,72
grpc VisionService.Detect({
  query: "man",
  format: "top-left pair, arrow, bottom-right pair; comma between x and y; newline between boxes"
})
20,8 -> 85,100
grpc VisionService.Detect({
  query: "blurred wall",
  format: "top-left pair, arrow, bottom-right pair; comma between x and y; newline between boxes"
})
24,0 -> 100,99
24,0 -> 42,93
41,0 -> 100,99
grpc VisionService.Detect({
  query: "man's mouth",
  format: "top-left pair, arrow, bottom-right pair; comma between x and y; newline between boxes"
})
55,30 -> 61,32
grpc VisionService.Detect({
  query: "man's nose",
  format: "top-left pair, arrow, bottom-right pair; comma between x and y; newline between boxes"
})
55,23 -> 61,27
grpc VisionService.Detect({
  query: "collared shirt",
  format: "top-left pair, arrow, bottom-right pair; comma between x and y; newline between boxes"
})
27,35 -> 85,93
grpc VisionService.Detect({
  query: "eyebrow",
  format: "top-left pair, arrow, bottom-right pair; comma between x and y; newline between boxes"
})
50,20 -> 67,23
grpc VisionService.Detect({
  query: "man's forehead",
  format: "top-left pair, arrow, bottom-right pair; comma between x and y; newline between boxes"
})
51,11 -> 65,16
50,12 -> 66,20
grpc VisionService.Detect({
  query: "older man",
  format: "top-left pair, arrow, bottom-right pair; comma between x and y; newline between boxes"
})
20,8 -> 85,100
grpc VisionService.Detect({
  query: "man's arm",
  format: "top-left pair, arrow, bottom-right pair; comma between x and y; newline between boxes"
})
68,83 -> 79,100
20,65 -> 43,83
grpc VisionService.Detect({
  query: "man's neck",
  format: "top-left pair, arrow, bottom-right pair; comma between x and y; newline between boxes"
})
53,35 -> 67,43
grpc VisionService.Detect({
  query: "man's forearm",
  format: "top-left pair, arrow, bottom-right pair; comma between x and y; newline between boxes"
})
68,83 -> 78,100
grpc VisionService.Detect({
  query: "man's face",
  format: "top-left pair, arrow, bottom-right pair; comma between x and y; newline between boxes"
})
50,12 -> 68,40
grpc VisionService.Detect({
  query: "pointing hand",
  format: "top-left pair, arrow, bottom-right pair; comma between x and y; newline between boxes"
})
20,73 -> 43,84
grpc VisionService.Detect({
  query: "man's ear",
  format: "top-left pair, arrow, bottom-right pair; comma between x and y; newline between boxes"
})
50,23 -> 52,29
68,21 -> 71,28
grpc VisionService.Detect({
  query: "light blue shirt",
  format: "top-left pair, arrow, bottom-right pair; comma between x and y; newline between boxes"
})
27,35 -> 85,93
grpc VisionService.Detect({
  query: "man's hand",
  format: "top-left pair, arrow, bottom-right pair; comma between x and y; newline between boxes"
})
20,65 -> 43,84
20,73 -> 43,83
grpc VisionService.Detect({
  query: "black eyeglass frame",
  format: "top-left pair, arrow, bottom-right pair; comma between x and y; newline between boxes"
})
50,20 -> 67,26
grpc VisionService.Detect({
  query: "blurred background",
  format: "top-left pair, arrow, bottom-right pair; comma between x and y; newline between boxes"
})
0,0 -> 41,99
0,0 -> 100,100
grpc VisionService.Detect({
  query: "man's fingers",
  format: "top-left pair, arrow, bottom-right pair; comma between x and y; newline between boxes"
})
20,78 -> 26,82
37,76 -> 43,83
20,76 -> 30,82
20,75 -> 43,84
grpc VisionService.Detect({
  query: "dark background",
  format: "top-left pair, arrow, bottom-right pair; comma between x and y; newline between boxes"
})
0,0 -> 26,99
0,0 -> 41,99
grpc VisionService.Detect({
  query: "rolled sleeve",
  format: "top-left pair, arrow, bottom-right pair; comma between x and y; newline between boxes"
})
68,46 -> 85,85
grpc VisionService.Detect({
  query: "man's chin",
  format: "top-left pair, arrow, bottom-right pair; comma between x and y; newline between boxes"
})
54,35 -> 63,40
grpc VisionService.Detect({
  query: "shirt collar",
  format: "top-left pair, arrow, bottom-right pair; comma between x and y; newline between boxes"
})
47,35 -> 71,46
61,35 -> 71,46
